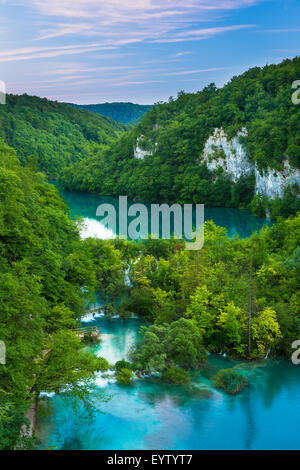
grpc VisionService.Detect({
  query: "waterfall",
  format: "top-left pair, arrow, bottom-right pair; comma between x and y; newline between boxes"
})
264,348 -> 271,359
125,267 -> 131,287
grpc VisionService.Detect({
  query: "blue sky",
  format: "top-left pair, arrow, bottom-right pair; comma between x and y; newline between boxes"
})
0,0 -> 300,104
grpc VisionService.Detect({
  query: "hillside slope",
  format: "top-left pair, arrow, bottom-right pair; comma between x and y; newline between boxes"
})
60,57 -> 300,218
68,102 -> 152,125
0,140 -> 113,448
0,94 -> 125,177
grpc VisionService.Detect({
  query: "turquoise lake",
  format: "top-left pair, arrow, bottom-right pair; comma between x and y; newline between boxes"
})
36,187 -> 299,450
52,184 -> 273,240
37,315 -> 300,450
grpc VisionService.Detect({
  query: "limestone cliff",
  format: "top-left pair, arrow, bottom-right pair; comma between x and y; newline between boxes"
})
202,127 -> 300,199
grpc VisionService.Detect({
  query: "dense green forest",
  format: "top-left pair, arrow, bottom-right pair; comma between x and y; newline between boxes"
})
60,57 -> 300,218
0,94 -> 125,178
111,214 -> 300,381
68,102 -> 152,125
0,135 -> 299,447
0,141 -> 128,449
1,58 -> 300,449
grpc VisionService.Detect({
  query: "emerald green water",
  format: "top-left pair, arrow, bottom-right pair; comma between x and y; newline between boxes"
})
36,186 -> 297,450
53,184 -> 272,240
37,315 -> 300,450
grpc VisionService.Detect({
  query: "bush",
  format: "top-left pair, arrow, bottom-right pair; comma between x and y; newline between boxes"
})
115,360 -> 132,372
116,368 -> 134,385
213,368 -> 248,395
161,366 -> 190,385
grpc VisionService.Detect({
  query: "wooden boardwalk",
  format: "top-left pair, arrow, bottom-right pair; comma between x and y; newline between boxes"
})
72,326 -> 100,340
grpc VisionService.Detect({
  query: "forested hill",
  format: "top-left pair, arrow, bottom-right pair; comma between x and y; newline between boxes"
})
60,57 -> 300,218
0,94 -> 125,178
68,102 -> 152,125
0,141 -> 118,448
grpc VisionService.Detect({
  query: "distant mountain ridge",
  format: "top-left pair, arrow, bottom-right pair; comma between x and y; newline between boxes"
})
68,102 -> 152,125
0,94 -> 125,178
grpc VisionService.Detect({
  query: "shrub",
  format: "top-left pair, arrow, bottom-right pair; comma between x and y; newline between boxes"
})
213,368 -> 248,394
115,360 -> 132,372
161,366 -> 190,385
116,368 -> 134,385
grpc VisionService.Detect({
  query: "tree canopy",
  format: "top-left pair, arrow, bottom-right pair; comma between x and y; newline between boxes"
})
0,94 -> 125,178
0,142 -> 118,449
60,57 -> 300,218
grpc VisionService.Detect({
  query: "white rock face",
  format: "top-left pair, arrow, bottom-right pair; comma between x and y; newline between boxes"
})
202,127 -> 300,199
134,136 -> 154,160
203,127 -> 252,182
254,161 -> 300,199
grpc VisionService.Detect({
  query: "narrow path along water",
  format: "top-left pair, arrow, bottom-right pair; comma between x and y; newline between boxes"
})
36,185 -> 299,450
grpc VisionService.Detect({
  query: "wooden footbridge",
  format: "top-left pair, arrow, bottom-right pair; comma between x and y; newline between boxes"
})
71,326 -> 101,341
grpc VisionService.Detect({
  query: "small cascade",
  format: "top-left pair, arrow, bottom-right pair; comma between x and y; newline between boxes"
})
125,266 -> 131,287
264,348 -> 271,360
39,391 -> 55,398
81,309 -> 104,323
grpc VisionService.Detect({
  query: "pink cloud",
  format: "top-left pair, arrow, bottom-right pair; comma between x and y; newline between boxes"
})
24,0 -> 261,43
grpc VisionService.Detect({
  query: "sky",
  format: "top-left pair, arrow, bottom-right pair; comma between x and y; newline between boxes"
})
0,0 -> 300,104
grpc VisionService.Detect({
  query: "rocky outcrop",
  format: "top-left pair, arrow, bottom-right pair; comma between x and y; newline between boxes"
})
134,136 -> 155,160
254,160 -> 300,199
203,127 -> 299,199
203,127 -> 252,182
134,125 -> 159,160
